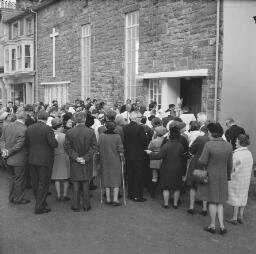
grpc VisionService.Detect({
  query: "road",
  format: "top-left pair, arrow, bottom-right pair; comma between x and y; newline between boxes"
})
0,169 -> 255,254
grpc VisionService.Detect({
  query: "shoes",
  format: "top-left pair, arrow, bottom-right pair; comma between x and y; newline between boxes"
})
105,201 -> 112,205
133,197 -> 147,202
226,218 -> 238,225
237,218 -> 243,224
83,206 -> 92,212
112,201 -> 122,207
35,208 -> 51,214
71,206 -> 80,212
200,210 -> 207,216
63,196 -> 70,202
219,227 -> 227,235
172,204 -> 178,209
56,197 -> 61,202
162,204 -> 169,209
13,199 -> 31,205
204,226 -> 216,234
187,209 -> 194,215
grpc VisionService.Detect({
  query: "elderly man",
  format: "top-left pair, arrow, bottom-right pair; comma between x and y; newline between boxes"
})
64,111 -> 97,212
0,110 -> 30,204
26,110 -> 58,214
123,111 -> 148,202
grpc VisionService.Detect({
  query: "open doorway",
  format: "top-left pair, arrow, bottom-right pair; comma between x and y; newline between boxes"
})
180,78 -> 202,115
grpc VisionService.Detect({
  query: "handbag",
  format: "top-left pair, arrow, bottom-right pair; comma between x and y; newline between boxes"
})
193,169 -> 208,184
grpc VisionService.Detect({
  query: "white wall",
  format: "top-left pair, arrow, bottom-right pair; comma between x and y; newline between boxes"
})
221,0 -> 256,160
161,78 -> 180,112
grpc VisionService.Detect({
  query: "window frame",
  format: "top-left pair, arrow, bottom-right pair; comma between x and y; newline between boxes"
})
148,79 -> 162,110
12,21 -> 19,39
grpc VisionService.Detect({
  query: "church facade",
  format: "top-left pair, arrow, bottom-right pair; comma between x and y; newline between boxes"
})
31,0 -> 222,119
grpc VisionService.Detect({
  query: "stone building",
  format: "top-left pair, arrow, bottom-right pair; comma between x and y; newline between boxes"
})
29,0 -> 221,118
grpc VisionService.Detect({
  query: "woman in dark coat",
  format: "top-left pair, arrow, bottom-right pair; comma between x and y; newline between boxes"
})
199,123 -> 233,235
98,121 -> 124,206
146,126 -> 185,209
186,125 -> 209,215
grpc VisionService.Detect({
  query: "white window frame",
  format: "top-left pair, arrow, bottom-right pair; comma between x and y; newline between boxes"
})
4,48 -> 9,72
125,11 -> 139,102
17,45 -> 22,70
42,81 -> 70,107
11,47 -> 16,71
148,80 -> 162,110
25,17 -> 32,35
24,44 -> 32,70
12,21 -> 19,38
81,24 -> 91,99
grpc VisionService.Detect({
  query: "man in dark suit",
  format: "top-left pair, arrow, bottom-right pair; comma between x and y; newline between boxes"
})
64,111 -> 97,212
0,110 -> 30,204
123,111 -> 148,202
26,110 -> 58,214
6,101 -> 18,114
225,118 -> 245,150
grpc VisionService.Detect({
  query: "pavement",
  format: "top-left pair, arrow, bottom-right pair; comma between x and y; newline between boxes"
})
0,169 -> 256,254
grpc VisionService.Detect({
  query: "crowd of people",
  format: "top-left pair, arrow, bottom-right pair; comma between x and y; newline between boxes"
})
0,98 -> 254,235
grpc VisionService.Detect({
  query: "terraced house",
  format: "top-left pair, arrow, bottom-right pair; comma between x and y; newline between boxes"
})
1,0 -> 256,158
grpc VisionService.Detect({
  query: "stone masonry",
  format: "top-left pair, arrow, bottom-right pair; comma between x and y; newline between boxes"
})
36,0 -> 223,118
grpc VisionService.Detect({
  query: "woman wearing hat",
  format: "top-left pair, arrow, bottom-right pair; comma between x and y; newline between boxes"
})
51,118 -> 70,201
148,126 -> 167,198
98,121 -> 124,206
199,122 -> 233,235
146,126 -> 185,209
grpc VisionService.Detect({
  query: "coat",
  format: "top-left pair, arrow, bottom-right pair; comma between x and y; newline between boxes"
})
64,124 -> 97,181
51,131 -> 70,180
26,121 -> 58,167
148,136 -> 164,169
98,131 -> 123,187
228,147 -> 253,206
0,120 -> 27,166
123,121 -> 148,161
186,134 -> 209,189
150,139 -> 185,191
199,138 -> 233,204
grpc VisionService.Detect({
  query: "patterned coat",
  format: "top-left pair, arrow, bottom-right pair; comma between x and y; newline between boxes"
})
228,147 -> 253,206
199,138 -> 233,204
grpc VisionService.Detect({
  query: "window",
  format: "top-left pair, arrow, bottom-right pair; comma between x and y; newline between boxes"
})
24,45 -> 31,69
149,80 -> 162,110
125,11 -> 139,102
17,45 -> 22,70
26,17 -> 32,35
8,24 -> 12,40
81,24 -> 91,99
12,22 -> 19,38
43,82 -> 70,106
11,48 -> 16,71
20,19 -> 24,36
5,49 -> 9,72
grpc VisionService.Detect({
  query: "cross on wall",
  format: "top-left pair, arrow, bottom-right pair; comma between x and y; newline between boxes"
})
50,27 -> 59,78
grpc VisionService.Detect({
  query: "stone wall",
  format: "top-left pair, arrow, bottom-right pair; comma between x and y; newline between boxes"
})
36,0 -> 222,116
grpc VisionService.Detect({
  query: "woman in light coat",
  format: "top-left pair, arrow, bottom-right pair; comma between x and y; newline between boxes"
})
227,134 -> 253,224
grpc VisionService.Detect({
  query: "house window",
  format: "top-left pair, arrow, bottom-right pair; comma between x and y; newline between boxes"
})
12,22 -> 19,38
20,19 -> 24,36
17,45 -> 22,70
125,11 -> 139,102
81,24 -> 91,99
11,48 -> 16,71
26,17 -> 32,35
149,80 -> 162,110
24,45 -> 31,69
5,49 -> 9,72
43,82 -> 70,106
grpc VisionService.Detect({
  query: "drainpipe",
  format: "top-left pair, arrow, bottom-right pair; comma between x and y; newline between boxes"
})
214,0 -> 220,121
30,9 -> 38,103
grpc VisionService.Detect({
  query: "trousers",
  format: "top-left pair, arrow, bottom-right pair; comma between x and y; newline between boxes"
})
72,181 -> 90,209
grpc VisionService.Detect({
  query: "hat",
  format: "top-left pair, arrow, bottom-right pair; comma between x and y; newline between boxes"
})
51,117 -> 62,128
62,112 -> 73,122
168,120 -> 186,130
0,112 -> 10,121
37,110 -> 49,120
24,104 -> 34,112
155,126 -> 168,136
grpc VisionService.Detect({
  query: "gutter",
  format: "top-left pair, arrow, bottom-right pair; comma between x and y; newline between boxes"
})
30,9 -> 38,103
214,0 -> 220,121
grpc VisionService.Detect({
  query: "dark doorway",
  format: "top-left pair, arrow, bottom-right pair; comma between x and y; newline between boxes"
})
180,78 -> 202,115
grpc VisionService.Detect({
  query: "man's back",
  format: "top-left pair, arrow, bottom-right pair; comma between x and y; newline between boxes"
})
26,121 -> 57,166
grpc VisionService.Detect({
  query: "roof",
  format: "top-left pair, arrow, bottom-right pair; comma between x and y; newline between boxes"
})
33,0 -> 60,11
2,9 -> 27,23
0,8 -> 23,22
